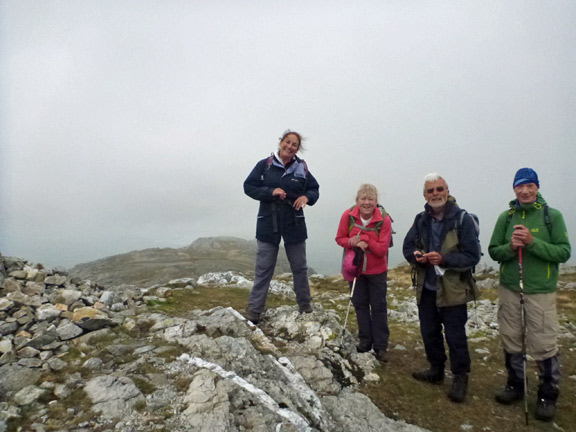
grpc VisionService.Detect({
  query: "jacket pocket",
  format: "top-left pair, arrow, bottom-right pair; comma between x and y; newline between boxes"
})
438,271 -> 467,306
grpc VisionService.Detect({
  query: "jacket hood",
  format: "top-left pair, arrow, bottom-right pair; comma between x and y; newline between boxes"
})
508,192 -> 547,211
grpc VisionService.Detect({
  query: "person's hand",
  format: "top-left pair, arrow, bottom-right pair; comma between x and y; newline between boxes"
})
349,232 -> 361,247
511,225 -> 533,250
424,251 -> 442,266
293,195 -> 308,210
357,240 -> 369,251
414,250 -> 428,264
273,188 -> 287,199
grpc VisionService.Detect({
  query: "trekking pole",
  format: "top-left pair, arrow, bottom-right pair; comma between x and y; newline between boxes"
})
519,247 -> 529,426
340,274 -> 358,347
340,247 -> 363,347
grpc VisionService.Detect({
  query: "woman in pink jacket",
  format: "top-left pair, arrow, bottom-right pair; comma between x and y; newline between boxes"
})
335,184 -> 392,361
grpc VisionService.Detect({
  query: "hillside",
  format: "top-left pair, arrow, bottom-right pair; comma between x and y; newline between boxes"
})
70,236 -> 300,287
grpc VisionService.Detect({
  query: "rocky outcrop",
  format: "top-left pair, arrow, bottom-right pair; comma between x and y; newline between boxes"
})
0,255 -> 428,431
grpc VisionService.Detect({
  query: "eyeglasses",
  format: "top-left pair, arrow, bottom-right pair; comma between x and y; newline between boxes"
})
426,186 -> 445,194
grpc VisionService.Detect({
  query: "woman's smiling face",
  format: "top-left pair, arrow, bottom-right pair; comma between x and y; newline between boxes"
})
356,193 -> 376,219
278,133 -> 300,162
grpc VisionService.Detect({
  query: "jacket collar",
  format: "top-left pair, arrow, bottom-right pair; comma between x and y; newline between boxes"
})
350,204 -> 384,223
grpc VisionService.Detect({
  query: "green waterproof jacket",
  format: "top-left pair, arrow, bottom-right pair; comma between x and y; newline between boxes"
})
488,193 -> 571,294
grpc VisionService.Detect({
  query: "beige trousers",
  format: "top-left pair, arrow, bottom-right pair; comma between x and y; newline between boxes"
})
497,285 -> 559,360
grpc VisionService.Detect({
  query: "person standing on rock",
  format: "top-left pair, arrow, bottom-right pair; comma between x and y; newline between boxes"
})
488,167 -> 570,422
403,173 -> 480,403
335,184 -> 392,362
243,130 -> 320,324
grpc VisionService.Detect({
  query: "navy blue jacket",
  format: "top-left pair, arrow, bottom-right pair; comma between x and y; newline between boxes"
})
403,199 -> 481,306
244,155 -> 320,245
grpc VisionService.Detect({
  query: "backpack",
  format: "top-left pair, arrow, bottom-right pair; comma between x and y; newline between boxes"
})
457,210 -> 482,259
348,204 -> 395,248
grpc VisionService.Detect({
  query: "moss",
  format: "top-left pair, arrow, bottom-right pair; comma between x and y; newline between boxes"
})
131,376 -> 157,395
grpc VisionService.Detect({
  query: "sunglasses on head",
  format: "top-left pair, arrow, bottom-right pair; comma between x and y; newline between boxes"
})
426,186 -> 445,194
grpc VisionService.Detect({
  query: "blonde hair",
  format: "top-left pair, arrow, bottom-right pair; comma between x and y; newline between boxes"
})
356,184 -> 378,202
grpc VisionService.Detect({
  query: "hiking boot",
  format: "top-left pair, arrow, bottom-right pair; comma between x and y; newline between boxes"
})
299,304 -> 313,314
412,367 -> 444,384
448,374 -> 468,403
356,342 -> 372,353
535,397 -> 557,422
535,384 -> 559,422
374,350 -> 389,363
495,384 -> 524,405
245,310 -> 260,325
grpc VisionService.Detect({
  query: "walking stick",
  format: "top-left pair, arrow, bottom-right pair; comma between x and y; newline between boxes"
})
519,247 -> 529,425
340,248 -> 363,347
340,275 -> 358,347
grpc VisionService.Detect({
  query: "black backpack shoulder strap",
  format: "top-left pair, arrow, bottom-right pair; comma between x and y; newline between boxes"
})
543,204 -> 552,235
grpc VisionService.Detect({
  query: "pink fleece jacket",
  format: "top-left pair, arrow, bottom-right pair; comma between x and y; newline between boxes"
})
335,205 -> 392,275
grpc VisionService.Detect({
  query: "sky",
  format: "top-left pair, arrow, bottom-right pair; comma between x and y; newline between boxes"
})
1,0 -> 575,275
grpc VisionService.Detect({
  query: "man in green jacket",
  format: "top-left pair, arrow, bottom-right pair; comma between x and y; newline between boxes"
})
489,167 -> 571,422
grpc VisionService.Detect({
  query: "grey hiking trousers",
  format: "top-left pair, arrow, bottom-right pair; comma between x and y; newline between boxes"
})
247,240 -> 311,316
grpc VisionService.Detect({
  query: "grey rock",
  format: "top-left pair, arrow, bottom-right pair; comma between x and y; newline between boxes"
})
0,338 -> 13,354
0,321 -> 18,336
18,358 -> 43,368
14,385 -> 46,406
46,357 -> 68,371
17,346 -> 40,358
44,274 -> 67,286
82,357 -> 104,370
56,321 -> 84,340
0,364 -> 42,394
49,288 -> 82,306
26,328 -> 59,349
21,281 -> 45,296
84,375 -> 145,419
1,278 -> 21,293
0,298 -> 14,311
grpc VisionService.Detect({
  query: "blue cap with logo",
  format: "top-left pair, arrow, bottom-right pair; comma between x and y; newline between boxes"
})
513,167 -> 539,188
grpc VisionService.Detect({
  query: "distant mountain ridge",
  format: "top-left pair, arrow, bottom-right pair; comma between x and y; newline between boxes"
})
70,236 -> 296,287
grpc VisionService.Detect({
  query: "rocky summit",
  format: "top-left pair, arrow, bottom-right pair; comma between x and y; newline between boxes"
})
0,254 -> 428,432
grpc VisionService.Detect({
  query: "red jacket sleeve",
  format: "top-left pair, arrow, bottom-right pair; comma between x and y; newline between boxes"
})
335,209 -> 353,249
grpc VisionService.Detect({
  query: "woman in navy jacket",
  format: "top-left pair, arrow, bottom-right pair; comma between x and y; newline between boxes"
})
243,131 -> 320,324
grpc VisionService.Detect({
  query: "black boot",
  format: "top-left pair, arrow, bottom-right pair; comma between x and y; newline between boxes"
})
535,356 -> 561,422
535,383 -> 559,422
448,374 -> 468,403
356,340 -> 372,353
495,352 -> 525,405
495,382 -> 524,405
412,365 -> 444,384
245,310 -> 260,324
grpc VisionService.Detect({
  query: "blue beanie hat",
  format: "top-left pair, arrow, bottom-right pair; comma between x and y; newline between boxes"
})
513,167 -> 539,188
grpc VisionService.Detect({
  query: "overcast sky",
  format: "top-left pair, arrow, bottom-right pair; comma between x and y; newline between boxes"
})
1,0 -> 575,275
